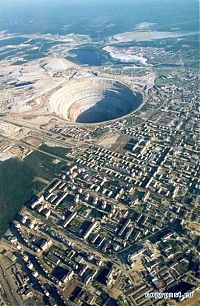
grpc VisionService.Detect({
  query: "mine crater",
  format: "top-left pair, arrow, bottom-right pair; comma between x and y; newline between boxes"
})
48,77 -> 142,124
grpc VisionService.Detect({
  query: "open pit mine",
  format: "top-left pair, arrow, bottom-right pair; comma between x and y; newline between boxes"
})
48,77 -> 143,124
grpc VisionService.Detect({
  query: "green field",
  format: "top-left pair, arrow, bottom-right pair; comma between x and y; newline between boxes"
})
0,150 -> 68,237
39,144 -> 71,159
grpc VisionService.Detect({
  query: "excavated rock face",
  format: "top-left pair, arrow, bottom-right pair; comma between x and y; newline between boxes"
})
48,77 -> 142,124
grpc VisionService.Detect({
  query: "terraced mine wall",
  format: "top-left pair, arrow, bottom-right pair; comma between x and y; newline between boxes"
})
48,77 -> 143,124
